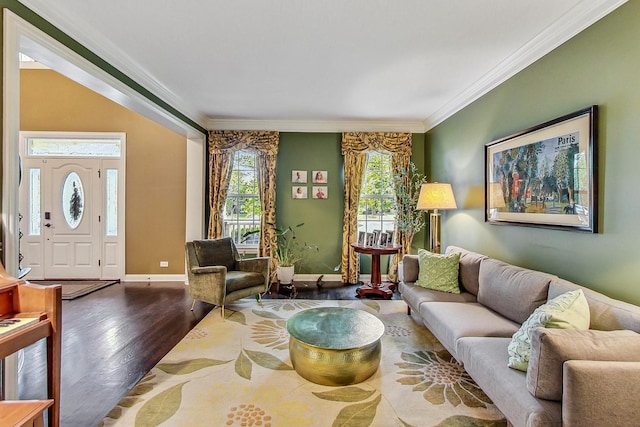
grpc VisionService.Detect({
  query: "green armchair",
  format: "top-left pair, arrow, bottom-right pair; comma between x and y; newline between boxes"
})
185,237 -> 270,318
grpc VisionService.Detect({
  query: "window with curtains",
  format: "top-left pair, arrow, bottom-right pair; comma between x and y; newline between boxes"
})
358,151 -> 396,244
223,150 -> 261,251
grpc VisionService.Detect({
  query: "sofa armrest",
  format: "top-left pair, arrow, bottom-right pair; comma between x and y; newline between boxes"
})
191,265 -> 226,275
563,360 -> 640,426
402,254 -> 419,283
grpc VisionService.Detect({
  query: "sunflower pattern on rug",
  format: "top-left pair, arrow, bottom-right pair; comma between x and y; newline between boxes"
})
101,299 -> 505,427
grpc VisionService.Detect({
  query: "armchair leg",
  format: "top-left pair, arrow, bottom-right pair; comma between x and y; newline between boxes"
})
257,293 -> 263,306
221,305 -> 225,320
190,299 -> 196,311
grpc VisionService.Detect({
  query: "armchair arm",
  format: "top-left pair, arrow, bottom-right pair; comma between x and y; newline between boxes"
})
237,257 -> 270,285
191,265 -> 226,275
402,255 -> 419,283
563,360 -> 640,426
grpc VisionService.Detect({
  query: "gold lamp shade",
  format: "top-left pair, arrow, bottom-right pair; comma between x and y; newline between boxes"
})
417,183 -> 457,211
417,183 -> 457,254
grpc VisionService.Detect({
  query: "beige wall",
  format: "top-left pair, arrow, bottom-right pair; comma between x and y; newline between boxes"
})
20,69 -> 187,275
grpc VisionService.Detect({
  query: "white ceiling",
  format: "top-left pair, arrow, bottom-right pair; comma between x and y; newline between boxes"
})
18,0 -> 625,132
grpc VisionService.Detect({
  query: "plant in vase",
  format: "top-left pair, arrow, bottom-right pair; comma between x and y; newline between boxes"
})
392,161 -> 427,255
243,223 -> 318,285
271,223 -> 318,284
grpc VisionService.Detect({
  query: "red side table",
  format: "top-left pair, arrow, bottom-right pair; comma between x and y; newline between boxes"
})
351,243 -> 401,299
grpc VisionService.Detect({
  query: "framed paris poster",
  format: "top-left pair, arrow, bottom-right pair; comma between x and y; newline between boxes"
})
485,105 -> 598,233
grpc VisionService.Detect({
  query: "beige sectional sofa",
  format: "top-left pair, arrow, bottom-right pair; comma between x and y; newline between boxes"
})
398,246 -> 640,427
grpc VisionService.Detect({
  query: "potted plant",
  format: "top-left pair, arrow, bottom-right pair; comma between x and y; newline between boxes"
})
392,162 -> 427,280
271,223 -> 318,284
243,223 -> 318,284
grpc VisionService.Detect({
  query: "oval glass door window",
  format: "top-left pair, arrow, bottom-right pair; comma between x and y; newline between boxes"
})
62,172 -> 84,229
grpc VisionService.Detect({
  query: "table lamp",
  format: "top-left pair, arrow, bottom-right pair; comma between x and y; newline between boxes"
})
417,182 -> 457,253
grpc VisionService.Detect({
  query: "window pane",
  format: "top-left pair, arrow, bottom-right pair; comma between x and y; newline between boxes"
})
224,150 -> 261,248
62,172 -> 84,229
29,168 -> 41,235
106,169 -> 118,236
27,137 -> 121,157
358,152 -> 396,245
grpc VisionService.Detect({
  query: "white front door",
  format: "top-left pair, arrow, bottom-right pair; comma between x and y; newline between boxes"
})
43,158 -> 101,279
18,131 -> 125,280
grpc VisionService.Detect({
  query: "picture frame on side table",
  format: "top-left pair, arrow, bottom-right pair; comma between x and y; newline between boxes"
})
485,105 -> 598,232
357,231 -> 366,246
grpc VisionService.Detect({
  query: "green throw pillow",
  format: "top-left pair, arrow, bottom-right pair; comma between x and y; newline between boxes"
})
415,249 -> 461,294
507,289 -> 590,371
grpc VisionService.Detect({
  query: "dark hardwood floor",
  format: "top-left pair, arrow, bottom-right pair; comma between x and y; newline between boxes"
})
18,280 -> 400,427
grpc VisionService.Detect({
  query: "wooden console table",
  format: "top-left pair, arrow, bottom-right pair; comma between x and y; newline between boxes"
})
351,243 -> 401,299
0,262 -> 61,427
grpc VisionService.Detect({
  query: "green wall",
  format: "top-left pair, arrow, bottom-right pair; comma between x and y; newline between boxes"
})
276,132 -> 426,278
277,133 -> 344,275
427,1 -> 640,305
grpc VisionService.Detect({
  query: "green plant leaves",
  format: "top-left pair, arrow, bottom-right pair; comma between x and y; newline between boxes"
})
332,394 -> 382,427
226,309 -> 247,325
234,348 -> 292,379
311,387 -> 383,427
134,382 -> 187,427
313,386 -> 376,402
235,350 -> 253,379
245,348 -> 293,370
361,300 -> 381,313
156,358 -> 231,375
252,309 -> 284,320
435,415 -> 507,427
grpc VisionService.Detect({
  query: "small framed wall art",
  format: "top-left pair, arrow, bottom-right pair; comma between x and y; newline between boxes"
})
292,170 -> 307,183
312,170 -> 327,183
312,186 -> 327,199
292,186 -> 308,199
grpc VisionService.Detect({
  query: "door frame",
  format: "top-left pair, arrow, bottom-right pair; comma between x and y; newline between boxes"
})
19,131 -> 126,280
3,10 -> 206,277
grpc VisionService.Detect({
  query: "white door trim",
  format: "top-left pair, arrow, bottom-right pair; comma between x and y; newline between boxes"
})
19,131 -> 126,280
3,9 -> 206,276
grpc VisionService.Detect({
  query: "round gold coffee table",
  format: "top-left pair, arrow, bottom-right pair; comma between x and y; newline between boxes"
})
287,307 -> 385,386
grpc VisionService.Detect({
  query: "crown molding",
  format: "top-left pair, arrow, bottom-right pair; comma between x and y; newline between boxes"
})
19,0 -> 626,135
423,0 -> 627,131
17,1 -> 208,130
207,118 -> 427,133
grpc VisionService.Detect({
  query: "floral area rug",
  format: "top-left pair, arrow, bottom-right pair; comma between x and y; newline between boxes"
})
101,299 -> 506,427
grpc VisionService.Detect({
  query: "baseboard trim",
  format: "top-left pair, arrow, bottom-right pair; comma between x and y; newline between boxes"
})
292,273 -> 388,283
124,274 -> 186,282
122,273 -> 388,284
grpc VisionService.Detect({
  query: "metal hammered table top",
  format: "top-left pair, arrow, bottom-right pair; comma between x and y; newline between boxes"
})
286,307 -> 385,350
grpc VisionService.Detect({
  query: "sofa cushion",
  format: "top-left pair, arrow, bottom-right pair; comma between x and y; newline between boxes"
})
419,302 -> 520,359
456,337 -> 562,427
549,277 -> 640,333
445,246 -> 487,296
415,249 -> 461,294
401,254 -> 420,283
478,258 -> 553,324
527,328 -> 640,401
508,290 -> 590,372
398,282 -> 476,314
225,271 -> 266,293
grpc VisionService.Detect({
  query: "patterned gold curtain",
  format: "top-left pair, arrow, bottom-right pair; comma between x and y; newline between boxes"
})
207,150 -> 234,239
208,131 -> 279,274
341,132 -> 412,284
